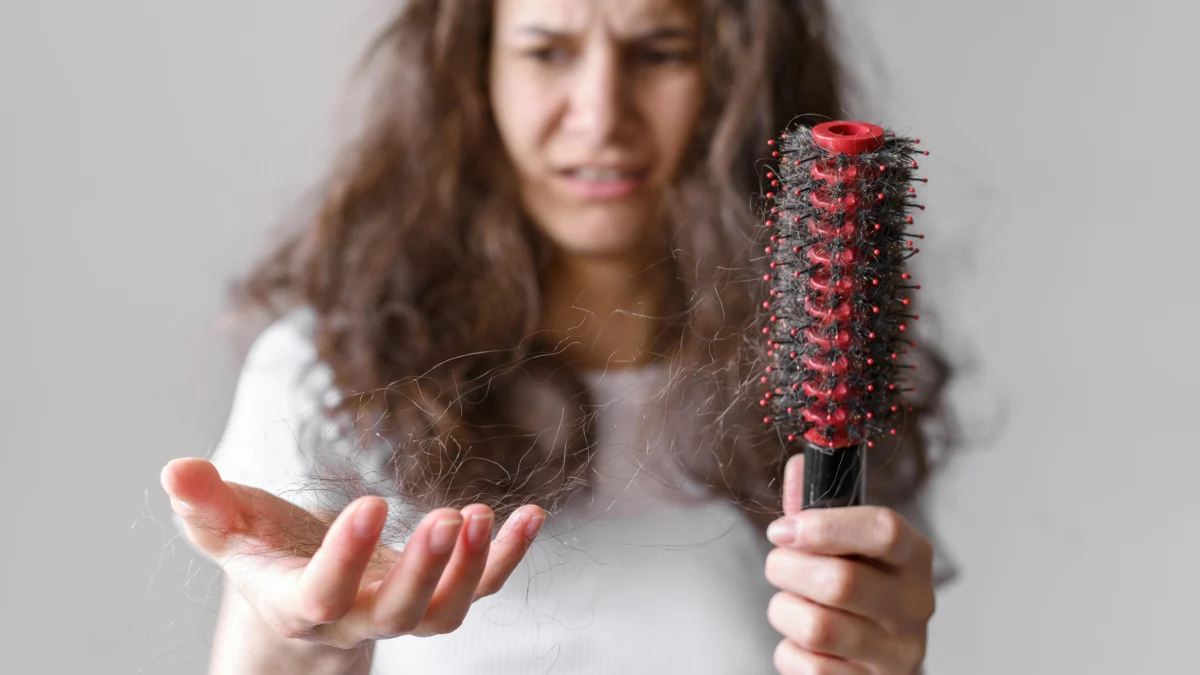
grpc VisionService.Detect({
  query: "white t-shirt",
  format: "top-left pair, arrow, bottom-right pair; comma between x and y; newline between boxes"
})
206,308 -> 783,674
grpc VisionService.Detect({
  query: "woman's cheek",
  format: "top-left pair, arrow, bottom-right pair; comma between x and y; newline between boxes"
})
648,77 -> 704,180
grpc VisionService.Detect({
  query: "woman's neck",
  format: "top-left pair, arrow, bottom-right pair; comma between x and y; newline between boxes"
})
540,251 -> 673,371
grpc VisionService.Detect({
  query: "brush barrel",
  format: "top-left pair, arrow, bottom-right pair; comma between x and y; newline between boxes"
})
761,119 -> 924,510
803,443 -> 865,508
801,121 -> 879,509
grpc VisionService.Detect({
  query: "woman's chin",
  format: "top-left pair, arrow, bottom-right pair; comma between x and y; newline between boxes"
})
550,230 -> 649,260
540,209 -> 659,261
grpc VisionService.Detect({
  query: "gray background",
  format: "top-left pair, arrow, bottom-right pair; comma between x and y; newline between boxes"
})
2,1 -> 1196,673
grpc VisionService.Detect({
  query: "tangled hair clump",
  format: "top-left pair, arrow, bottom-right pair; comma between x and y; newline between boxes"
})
228,0 -> 957,535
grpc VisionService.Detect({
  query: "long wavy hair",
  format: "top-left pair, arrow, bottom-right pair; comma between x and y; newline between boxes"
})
230,0 -> 956,530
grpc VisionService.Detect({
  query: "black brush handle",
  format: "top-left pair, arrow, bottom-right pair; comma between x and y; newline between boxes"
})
802,443 -> 865,508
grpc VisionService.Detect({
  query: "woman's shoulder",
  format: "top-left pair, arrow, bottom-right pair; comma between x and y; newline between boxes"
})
231,305 -> 342,406
209,305 -> 357,510
241,305 -> 319,377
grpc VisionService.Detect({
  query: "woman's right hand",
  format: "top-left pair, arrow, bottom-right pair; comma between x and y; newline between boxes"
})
161,457 -> 544,649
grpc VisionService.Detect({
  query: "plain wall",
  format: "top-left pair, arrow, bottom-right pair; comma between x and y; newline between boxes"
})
2,1 -> 1196,672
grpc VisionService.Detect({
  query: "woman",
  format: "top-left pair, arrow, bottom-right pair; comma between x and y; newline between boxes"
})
162,1 -> 949,673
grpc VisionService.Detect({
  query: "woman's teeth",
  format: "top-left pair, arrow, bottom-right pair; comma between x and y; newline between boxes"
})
569,168 -> 638,182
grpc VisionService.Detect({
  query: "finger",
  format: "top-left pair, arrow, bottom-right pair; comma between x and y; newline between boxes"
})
765,547 -> 896,623
782,453 -> 805,516
161,458 -> 248,551
473,505 -> 545,600
366,508 -> 463,638
773,638 -> 868,675
767,591 -> 885,665
768,506 -> 930,569
295,496 -> 388,625
420,504 -> 494,633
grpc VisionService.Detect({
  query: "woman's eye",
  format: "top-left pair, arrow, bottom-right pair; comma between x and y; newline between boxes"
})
526,46 -> 571,63
633,48 -> 690,65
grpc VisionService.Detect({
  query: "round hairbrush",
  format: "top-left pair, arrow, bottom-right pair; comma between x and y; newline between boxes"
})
759,120 -> 928,509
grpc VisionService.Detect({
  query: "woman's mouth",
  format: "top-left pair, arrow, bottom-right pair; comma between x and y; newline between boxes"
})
558,166 -> 647,200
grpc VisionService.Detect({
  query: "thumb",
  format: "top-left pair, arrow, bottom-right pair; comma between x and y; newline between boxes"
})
161,457 -> 248,551
782,452 -> 805,516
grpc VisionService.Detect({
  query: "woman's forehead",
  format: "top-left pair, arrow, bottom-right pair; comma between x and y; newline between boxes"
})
495,0 -> 695,34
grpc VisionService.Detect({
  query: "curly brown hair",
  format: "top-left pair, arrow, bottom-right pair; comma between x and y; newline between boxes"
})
229,0 -> 955,531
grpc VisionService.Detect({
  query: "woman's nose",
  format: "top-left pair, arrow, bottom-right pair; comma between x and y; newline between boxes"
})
566,50 -> 627,144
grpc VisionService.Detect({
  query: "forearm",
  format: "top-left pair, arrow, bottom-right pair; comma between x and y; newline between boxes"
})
208,580 -> 375,675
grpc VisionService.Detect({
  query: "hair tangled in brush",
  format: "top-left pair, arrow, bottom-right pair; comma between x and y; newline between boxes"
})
224,0 -> 957,539
758,122 -> 929,453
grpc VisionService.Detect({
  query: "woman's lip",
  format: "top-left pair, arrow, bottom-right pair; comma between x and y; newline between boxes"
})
556,169 -> 647,200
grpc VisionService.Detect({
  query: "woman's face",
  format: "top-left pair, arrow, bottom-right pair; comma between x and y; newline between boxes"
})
489,0 -> 704,260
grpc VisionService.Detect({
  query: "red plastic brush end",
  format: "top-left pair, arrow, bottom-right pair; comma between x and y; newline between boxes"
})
811,121 -> 886,155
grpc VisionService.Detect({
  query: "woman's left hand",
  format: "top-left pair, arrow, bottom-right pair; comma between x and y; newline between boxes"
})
763,455 -> 935,675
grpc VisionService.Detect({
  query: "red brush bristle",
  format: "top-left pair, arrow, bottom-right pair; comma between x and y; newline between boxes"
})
758,121 -> 926,453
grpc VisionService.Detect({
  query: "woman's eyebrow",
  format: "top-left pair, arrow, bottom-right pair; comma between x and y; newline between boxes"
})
514,24 -> 694,41
629,26 -> 694,41
514,25 -> 571,38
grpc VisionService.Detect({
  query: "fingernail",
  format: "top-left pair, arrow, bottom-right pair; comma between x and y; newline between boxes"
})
429,518 -> 462,555
523,514 -> 545,541
352,501 -> 379,540
785,453 -> 804,476
466,513 -> 494,551
767,519 -> 796,546
169,496 -> 193,516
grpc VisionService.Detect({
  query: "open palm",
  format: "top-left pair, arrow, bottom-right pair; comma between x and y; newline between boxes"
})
162,457 -> 544,649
